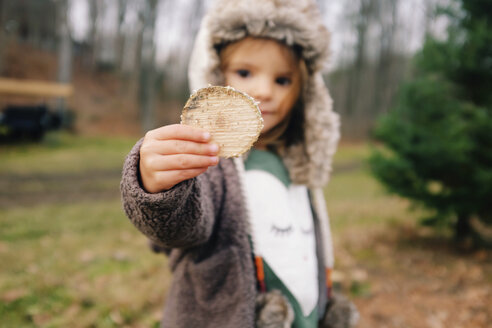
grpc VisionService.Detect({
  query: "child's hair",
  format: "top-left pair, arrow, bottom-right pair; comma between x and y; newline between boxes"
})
218,37 -> 309,150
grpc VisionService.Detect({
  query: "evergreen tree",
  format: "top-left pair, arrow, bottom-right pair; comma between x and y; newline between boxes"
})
369,0 -> 492,245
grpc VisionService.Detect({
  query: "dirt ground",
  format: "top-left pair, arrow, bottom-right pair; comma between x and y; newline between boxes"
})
335,225 -> 492,328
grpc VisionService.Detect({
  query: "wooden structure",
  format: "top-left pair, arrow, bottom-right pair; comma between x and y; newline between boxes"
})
0,78 -> 73,98
0,78 -> 74,141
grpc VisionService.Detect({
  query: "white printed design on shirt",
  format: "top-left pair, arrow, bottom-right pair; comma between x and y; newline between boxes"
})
244,170 -> 318,316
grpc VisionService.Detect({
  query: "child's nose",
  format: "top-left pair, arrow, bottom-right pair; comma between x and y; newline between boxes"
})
252,78 -> 273,101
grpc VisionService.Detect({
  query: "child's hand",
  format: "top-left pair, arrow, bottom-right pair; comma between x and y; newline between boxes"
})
139,124 -> 219,193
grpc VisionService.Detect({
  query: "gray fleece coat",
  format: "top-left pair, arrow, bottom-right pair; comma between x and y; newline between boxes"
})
121,0 -> 359,327
122,144 -> 257,327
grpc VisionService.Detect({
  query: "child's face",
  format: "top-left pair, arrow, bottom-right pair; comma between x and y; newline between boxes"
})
222,38 -> 301,135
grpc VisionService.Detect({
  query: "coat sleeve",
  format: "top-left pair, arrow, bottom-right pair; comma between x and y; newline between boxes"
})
119,139 -> 224,249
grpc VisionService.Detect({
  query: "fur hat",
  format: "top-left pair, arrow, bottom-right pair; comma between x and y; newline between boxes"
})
188,0 -> 340,187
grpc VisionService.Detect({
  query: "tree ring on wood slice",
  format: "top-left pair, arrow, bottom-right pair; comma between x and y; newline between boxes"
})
181,86 -> 264,158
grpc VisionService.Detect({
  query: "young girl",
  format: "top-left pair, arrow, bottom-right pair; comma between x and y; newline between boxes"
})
121,0 -> 358,327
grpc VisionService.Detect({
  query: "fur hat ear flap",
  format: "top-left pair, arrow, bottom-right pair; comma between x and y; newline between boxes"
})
255,290 -> 294,328
319,292 -> 360,328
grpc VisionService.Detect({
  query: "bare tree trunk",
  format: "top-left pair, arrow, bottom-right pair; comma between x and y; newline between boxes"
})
88,0 -> 98,68
424,0 -> 435,38
56,0 -> 72,124
0,0 -> 6,75
139,0 -> 158,132
372,0 -> 399,115
120,1 -> 142,76
116,0 -> 128,71
27,0 -> 42,46
178,0 -> 205,91
345,0 -> 374,116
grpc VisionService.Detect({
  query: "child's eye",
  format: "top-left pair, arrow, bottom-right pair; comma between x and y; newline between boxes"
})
270,224 -> 293,236
275,77 -> 292,86
236,69 -> 250,78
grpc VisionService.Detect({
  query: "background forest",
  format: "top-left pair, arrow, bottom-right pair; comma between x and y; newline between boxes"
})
0,0 -> 452,138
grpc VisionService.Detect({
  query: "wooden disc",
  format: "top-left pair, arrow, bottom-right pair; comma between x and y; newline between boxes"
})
181,86 -> 263,158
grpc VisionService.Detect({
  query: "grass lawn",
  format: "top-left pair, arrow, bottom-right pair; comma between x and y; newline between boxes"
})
1,133 -> 169,327
1,133 -> 489,328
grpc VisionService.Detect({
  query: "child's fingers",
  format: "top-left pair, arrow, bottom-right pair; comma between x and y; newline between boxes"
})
146,154 -> 219,172
155,168 -> 209,189
147,124 -> 211,142
154,139 -> 219,156
142,167 -> 209,193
